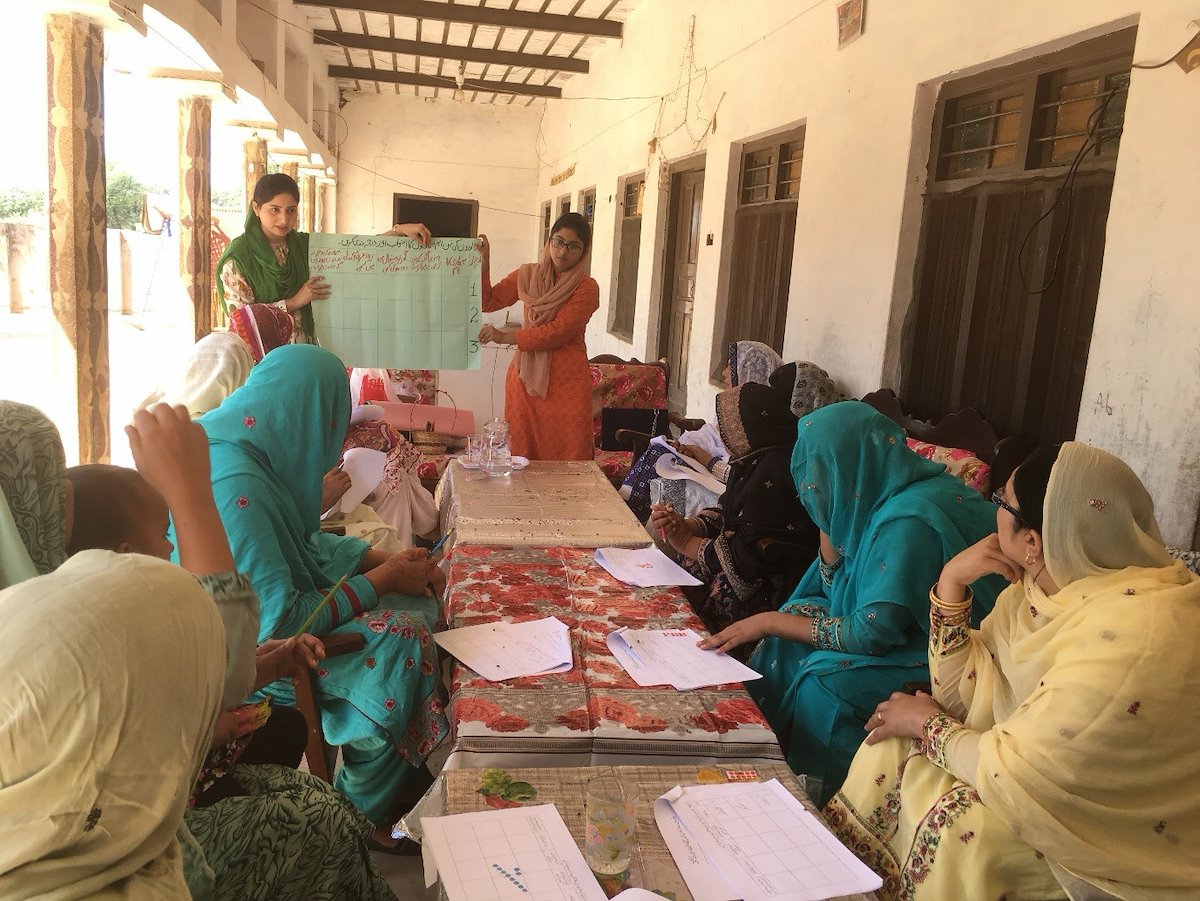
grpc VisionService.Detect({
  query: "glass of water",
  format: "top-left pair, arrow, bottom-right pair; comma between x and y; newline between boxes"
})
584,776 -> 638,877
466,435 -> 484,466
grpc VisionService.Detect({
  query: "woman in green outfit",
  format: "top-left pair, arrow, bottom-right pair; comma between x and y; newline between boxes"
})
217,172 -> 431,341
702,402 -> 1004,805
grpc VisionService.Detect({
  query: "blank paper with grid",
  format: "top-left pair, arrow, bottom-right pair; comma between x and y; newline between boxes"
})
654,779 -> 882,901
421,804 -> 608,901
308,235 -> 482,370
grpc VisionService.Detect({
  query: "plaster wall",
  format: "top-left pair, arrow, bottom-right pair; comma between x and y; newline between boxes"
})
530,0 -> 1200,545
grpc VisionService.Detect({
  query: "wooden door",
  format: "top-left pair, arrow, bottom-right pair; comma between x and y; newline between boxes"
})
659,169 -> 704,413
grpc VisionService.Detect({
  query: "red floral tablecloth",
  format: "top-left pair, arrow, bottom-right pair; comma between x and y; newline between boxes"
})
441,545 -> 785,768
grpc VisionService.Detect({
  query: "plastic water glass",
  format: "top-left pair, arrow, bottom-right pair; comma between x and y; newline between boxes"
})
466,435 -> 484,466
482,419 -> 512,477
584,776 -> 638,877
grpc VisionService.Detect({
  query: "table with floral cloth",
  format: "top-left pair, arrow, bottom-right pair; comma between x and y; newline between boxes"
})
440,544 -> 786,770
407,763 -> 877,901
437,460 -> 651,551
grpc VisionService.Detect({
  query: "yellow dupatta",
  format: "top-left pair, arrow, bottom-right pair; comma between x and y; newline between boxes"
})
956,443 -> 1200,898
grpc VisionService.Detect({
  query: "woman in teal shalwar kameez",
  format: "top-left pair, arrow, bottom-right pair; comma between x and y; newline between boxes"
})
704,402 -> 1003,805
197,344 -> 447,824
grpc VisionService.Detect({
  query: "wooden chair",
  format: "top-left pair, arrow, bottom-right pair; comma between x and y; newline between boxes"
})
294,631 -> 366,782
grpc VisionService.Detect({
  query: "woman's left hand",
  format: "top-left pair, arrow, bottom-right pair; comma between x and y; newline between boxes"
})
478,325 -> 515,345
698,612 -> 775,654
385,222 -> 432,246
321,467 -> 351,513
864,691 -> 944,745
676,442 -> 713,468
256,635 -> 326,686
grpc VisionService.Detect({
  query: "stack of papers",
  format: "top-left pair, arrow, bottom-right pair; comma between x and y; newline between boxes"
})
594,546 -> 703,587
434,617 -> 572,681
654,780 -> 883,901
649,435 -> 727,494
422,805 -> 664,901
607,627 -> 761,690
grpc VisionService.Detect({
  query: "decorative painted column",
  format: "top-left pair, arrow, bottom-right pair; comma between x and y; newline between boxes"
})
243,136 -> 268,209
178,95 -> 213,341
314,182 -> 325,233
282,161 -> 298,181
46,12 -> 108,464
301,174 -> 316,233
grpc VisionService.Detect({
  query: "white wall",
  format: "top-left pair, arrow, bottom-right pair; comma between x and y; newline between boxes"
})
528,0 -> 1200,545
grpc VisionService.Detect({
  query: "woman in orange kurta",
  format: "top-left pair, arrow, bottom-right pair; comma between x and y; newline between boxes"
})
477,212 -> 599,461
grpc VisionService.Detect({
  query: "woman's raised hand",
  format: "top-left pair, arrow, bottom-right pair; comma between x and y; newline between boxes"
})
648,503 -> 687,537
384,222 -> 432,246
286,276 -> 331,311
477,324 -> 515,345
936,533 -> 1023,604
676,442 -> 713,468
126,404 -> 212,511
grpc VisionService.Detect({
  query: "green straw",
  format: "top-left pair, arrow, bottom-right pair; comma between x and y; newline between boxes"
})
292,575 -> 347,639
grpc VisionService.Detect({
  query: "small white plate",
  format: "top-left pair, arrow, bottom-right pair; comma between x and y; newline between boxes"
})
458,455 -> 530,471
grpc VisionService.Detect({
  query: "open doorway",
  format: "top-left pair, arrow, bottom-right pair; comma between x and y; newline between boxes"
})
392,193 -> 479,237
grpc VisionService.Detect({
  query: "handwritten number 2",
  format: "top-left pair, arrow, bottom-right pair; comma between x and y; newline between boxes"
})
470,307 -> 480,323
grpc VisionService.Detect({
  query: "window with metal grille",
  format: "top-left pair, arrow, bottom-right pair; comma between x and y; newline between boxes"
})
579,187 -> 596,225
718,126 -> 804,367
557,195 -> 571,218
609,174 -> 645,340
903,28 -> 1134,447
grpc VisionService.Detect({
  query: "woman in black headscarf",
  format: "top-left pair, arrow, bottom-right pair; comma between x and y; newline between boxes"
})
651,382 -> 819,638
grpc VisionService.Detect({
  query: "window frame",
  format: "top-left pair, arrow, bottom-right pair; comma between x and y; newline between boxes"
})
607,172 -> 646,341
578,186 -> 597,226
539,200 -> 551,252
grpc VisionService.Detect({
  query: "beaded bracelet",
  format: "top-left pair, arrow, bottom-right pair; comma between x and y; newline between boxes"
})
818,555 -> 843,588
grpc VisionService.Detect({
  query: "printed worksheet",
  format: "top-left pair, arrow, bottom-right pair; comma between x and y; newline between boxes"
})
434,617 -> 572,681
422,805 -> 607,901
308,235 -> 482,369
594,546 -> 703,587
606,627 -> 761,690
654,780 -> 883,901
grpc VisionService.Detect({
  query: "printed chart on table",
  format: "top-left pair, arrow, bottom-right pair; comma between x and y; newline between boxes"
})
308,235 -> 482,369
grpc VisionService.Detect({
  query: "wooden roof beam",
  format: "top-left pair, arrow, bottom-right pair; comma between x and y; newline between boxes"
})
295,0 -> 622,38
328,65 -> 563,98
314,30 -> 589,74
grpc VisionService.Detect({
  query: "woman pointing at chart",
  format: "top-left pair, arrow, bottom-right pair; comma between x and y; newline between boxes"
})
218,172 -> 432,345
477,212 -> 599,461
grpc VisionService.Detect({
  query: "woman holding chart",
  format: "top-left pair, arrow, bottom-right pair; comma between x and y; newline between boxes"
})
476,212 -> 599,461
218,172 -> 432,343
198,345 -> 448,840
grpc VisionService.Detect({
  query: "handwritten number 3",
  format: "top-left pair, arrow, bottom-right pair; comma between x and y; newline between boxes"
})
470,340 -> 479,353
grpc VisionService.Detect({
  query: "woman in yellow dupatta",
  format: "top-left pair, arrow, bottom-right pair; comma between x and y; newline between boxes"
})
825,442 -> 1200,900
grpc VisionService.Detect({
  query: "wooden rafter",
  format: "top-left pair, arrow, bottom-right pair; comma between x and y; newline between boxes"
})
294,0 -> 622,38
314,30 -> 589,74
327,65 -> 563,98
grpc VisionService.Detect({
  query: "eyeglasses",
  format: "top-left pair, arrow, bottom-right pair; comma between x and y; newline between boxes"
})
991,488 -> 1027,525
549,235 -> 585,255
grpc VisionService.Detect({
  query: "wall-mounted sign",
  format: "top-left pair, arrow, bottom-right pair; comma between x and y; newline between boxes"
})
550,164 -> 576,186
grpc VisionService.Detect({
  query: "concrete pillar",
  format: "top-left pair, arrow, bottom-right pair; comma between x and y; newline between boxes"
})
243,136 -> 268,211
46,12 -> 109,464
179,95 -> 213,340
301,174 -> 316,234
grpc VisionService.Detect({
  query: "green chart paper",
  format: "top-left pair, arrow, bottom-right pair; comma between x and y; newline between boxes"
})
308,234 -> 482,370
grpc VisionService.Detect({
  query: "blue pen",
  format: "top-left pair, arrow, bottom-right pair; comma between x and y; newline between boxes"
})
429,531 -> 452,557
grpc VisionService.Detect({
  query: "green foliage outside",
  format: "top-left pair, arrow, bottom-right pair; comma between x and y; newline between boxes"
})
0,187 -> 45,219
106,165 -> 165,231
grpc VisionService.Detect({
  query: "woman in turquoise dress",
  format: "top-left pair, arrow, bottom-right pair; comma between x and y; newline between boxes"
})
702,402 -> 1004,804
198,344 -> 447,829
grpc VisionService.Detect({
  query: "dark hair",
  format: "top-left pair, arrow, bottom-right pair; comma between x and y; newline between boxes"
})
65,464 -> 156,554
252,173 -> 300,206
549,212 -> 592,253
1011,444 -> 1062,533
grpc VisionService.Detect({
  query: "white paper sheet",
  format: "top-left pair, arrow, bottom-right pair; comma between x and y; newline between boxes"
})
654,780 -> 883,901
434,616 -> 572,681
422,804 -> 607,901
594,546 -> 703,587
650,436 -> 727,495
350,403 -> 385,425
326,447 -> 387,516
606,627 -> 762,690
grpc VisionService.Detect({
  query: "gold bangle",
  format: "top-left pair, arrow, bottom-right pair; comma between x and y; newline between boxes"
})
929,583 -> 972,614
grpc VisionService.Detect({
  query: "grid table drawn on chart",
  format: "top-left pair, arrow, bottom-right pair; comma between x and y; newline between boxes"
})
309,235 -> 483,369
440,814 -> 587,900
683,788 -> 858,893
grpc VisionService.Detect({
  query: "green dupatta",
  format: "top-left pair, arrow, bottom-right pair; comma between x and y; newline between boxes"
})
216,210 -> 313,339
